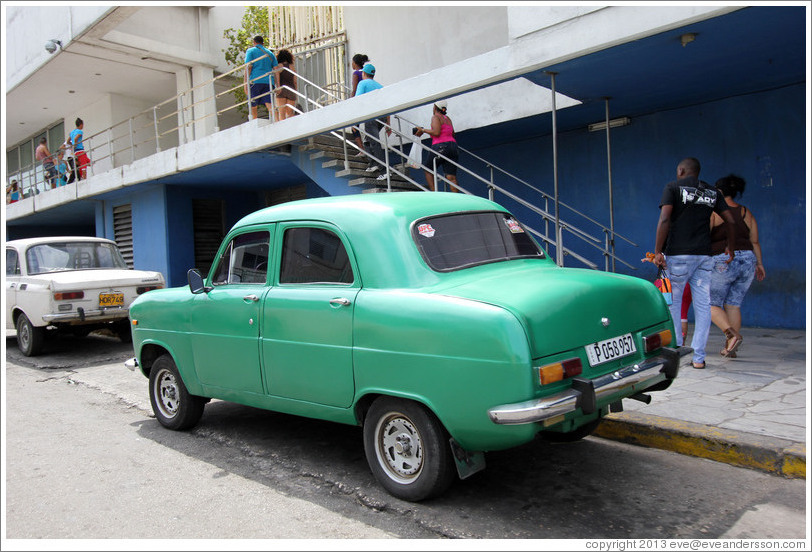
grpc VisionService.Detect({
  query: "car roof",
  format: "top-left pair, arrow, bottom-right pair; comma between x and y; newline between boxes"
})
235,192 -> 513,290
236,192 -> 506,229
6,236 -> 116,250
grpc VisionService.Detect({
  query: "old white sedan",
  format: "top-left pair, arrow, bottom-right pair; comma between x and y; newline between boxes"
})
5,236 -> 165,356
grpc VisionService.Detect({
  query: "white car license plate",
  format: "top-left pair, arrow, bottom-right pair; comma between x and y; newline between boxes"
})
99,292 -> 124,307
585,333 -> 636,367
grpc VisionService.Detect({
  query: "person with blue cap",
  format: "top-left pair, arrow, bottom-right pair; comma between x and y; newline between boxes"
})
354,63 -> 391,179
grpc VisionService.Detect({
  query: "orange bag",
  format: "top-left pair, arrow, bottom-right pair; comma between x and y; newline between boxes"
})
654,266 -> 672,305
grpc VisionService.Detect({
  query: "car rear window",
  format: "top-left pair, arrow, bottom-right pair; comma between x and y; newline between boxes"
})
25,242 -> 129,274
413,211 -> 544,272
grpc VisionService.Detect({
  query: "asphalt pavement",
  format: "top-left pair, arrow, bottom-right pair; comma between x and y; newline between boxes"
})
595,325 -> 807,479
5,324 -> 808,481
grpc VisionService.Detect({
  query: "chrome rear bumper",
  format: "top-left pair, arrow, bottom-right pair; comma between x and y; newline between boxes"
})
488,346 -> 691,425
42,306 -> 129,323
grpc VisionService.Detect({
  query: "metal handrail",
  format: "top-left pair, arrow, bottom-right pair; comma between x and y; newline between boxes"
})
319,82 -> 636,269
75,52 -> 281,175
393,113 -> 637,249
10,50 -> 637,270
278,80 -> 612,268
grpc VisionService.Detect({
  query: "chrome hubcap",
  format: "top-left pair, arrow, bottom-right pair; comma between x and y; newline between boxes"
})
155,370 -> 179,418
376,413 -> 423,483
19,324 -> 30,348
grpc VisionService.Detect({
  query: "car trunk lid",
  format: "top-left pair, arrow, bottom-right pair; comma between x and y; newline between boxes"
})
438,263 -> 669,361
35,269 -> 163,290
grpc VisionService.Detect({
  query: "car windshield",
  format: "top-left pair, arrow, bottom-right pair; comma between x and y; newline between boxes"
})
413,211 -> 544,271
25,241 -> 129,275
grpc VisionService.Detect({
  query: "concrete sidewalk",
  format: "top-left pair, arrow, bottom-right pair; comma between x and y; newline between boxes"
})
595,325 -> 807,479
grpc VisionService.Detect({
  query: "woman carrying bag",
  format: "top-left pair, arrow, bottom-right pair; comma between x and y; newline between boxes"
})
414,100 -> 460,192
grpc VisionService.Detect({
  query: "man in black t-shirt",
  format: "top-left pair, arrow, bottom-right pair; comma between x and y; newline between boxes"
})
653,157 -> 736,369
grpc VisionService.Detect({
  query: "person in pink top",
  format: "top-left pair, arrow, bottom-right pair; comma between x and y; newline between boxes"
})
414,100 -> 460,192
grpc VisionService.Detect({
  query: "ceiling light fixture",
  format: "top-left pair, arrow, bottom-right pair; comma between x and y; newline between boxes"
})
680,33 -> 697,47
588,117 -> 631,132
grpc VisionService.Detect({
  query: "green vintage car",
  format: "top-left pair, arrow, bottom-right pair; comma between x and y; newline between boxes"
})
126,192 -> 688,501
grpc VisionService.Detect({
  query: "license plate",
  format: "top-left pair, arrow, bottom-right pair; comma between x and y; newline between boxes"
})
585,333 -> 637,367
99,292 -> 124,307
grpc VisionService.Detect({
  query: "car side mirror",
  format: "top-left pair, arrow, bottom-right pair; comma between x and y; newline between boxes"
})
187,269 -> 211,294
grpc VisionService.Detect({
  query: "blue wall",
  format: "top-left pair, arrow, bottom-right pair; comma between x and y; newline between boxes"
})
99,185 -> 171,282
161,182 -> 326,288
162,186 -> 269,288
457,84 -> 806,329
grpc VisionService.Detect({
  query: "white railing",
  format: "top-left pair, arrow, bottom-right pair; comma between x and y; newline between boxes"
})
6,42 -> 345,206
7,48 -> 638,270
273,76 -> 637,270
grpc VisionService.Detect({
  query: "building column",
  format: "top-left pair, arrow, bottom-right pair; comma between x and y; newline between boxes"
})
175,69 -> 193,145
191,65 -> 218,138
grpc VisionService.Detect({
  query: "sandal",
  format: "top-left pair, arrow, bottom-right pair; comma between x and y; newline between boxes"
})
692,361 -> 706,369
721,328 -> 743,357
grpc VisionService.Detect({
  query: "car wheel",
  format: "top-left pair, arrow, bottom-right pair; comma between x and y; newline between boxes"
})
16,313 -> 46,357
541,417 -> 602,443
148,354 -> 206,431
363,397 -> 456,502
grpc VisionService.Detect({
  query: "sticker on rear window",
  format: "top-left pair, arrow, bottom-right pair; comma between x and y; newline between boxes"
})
505,218 -> 524,233
418,223 -> 436,238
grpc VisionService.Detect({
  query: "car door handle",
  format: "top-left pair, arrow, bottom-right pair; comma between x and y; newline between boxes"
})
243,294 -> 259,303
329,297 -> 351,307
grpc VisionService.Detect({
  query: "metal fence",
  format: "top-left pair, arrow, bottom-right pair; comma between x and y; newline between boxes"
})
6,39 -> 347,205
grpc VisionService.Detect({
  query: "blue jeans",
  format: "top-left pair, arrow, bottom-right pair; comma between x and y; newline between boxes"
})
710,250 -> 756,307
667,255 -> 713,364
363,120 -> 386,170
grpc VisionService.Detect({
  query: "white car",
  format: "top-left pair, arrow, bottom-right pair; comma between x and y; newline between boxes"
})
5,236 -> 165,356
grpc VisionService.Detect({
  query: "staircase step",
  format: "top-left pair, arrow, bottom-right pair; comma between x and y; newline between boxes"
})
348,176 -> 421,190
325,159 -> 368,171
311,144 -> 382,159
308,133 -> 349,148
362,187 -> 423,194
337,163 -> 411,179
322,156 -> 368,167
309,149 -> 349,161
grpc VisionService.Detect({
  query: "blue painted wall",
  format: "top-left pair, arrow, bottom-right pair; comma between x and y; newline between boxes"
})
457,83 -> 806,329
99,185 -> 171,281
162,186 -> 269,288
160,181 -> 326,288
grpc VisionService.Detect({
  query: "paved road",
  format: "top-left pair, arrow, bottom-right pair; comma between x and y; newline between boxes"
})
3,333 -> 807,540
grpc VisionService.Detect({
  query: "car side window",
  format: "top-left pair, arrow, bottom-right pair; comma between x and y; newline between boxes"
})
279,227 -> 353,284
6,249 -> 20,276
211,231 -> 270,286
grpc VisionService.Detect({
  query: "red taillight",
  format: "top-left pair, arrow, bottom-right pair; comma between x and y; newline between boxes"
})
538,357 -> 583,385
643,329 -> 672,353
562,358 -> 583,378
137,285 -> 163,294
54,291 -> 84,301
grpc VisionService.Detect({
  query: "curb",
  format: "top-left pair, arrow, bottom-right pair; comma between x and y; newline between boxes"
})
594,411 -> 806,479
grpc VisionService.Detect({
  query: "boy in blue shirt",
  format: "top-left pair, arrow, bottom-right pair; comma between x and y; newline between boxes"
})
355,64 -> 390,178
244,36 -> 278,120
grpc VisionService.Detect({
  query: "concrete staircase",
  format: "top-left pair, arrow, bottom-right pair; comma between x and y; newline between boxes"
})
299,133 -> 422,193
